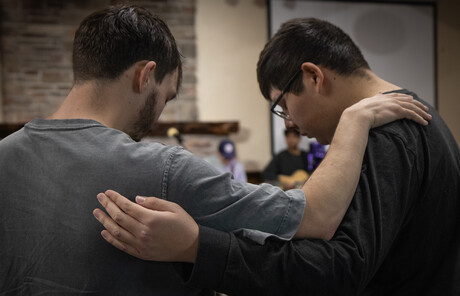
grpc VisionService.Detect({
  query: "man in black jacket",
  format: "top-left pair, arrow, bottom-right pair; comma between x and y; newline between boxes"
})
94,18 -> 460,295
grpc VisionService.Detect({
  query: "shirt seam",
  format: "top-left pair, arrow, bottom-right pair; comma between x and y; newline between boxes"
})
161,145 -> 183,201
274,190 -> 295,236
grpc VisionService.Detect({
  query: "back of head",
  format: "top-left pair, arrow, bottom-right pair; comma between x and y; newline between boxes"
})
257,18 -> 370,100
72,5 -> 182,86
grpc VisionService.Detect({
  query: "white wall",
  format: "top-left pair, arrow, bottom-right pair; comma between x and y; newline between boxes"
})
269,0 -> 436,153
196,0 -> 271,171
195,0 -> 460,174
438,0 -> 460,145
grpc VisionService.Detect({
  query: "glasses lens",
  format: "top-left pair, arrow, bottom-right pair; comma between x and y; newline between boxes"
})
272,104 -> 288,119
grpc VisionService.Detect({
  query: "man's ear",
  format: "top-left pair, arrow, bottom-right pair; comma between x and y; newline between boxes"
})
134,61 -> 157,94
301,62 -> 324,93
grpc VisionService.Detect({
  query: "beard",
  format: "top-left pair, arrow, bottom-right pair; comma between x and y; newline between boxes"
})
129,88 -> 159,142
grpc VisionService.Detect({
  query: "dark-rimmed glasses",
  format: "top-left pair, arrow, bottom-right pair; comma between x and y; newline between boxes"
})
270,69 -> 302,120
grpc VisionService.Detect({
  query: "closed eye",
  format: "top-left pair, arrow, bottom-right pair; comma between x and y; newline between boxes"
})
167,95 -> 177,103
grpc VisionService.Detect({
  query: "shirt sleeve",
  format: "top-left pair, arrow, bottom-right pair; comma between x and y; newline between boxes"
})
184,125 -> 422,295
164,147 -> 306,243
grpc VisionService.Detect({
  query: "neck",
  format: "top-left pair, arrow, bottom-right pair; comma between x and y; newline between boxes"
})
333,70 -> 401,107
48,80 -> 136,133
319,68 -> 401,144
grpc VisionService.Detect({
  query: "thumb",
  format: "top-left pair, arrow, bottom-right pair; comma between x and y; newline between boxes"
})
135,196 -> 179,212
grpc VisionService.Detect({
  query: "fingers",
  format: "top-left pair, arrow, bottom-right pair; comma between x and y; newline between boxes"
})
93,194 -> 154,260
93,206 -> 137,245
382,93 -> 431,121
354,93 -> 432,129
135,195 -> 181,213
94,192 -> 148,237
398,100 -> 431,125
93,191 -> 199,263
104,190 -> 160,224
390,94 -> 429,112
389,94 -> 431,125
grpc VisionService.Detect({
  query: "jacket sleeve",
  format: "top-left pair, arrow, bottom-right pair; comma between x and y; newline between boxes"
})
184,126 -> 423,295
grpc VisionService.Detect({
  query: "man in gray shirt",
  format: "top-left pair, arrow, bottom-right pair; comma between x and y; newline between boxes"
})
0,5 -> 430,295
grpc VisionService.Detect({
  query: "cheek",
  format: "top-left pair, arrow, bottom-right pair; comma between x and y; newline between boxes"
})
289,103 -> 309,126
290,106 -> 320,135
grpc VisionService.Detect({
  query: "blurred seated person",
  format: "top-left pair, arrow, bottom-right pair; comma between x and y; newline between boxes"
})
218,139 -> 247,182
262,128 -> 309,189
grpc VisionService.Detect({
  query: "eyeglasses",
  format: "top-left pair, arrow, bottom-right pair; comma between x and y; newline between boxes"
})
270,69 -> 302,121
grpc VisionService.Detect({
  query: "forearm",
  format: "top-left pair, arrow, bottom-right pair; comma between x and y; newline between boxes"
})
187,226 -> 362,296
185,133 -> 416,295
296,109 -> 371,240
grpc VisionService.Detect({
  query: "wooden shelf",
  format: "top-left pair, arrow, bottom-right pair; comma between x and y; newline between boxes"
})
150,121 -> 239,136
0,121 -> 239,139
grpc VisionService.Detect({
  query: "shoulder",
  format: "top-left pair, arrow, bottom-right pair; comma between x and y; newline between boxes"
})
0,128 -> 27,155
369,89 -> 430,154
370,120 -> 420,154
135,142 -> 198,167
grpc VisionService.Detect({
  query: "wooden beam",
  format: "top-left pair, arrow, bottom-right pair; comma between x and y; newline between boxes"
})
0,121 -> 239,139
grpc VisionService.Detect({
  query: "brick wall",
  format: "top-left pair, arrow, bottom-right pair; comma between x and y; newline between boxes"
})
0,0 -> 197,123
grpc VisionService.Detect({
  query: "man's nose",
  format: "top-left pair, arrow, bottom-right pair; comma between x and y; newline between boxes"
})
284,119 -> 296,129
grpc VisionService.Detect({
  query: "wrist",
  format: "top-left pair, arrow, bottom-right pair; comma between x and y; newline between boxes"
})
342,106 -> 373,130
183,225 -> 199,263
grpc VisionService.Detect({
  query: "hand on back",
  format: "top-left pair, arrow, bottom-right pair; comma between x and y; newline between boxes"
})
93,190 -> 198,263
344,93 -> 431,129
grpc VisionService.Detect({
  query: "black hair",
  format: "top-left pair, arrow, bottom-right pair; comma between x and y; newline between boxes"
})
72,5 -> 182,87
257,18 -> 370,100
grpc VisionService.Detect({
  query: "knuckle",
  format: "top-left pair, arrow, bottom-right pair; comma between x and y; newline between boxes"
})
139,230 -> 151,242
122,201 -> 133,214
102,232 -> 112,243
110,192 -> 119,202
139,229 -> 148,238
113,211 -> 124,223
147,198 -> 158,208
119,242 -> 127,252
112,228 -> 122,238
145,217 -> 157,228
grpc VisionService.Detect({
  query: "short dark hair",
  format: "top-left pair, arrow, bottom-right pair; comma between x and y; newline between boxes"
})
72,5 -> 182,87
284,128 -> 300,137
257,18 -> 370,100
